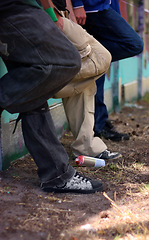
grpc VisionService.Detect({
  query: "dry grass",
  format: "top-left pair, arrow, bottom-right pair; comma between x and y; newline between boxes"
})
58,189 -> 149,240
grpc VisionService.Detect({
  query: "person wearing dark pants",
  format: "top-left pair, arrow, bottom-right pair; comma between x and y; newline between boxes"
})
72,0 -> 144,141
0,0 -> 103,193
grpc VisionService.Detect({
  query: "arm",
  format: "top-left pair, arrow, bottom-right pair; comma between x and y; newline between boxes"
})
40,0 -> 54,9
40,0 -> 63,30
66,0 -> 77,23
71,0 -> 86,25
73,6 -> 86,25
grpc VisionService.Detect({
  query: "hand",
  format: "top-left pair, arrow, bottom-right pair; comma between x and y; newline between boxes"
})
74,7 -> 86,25
66,0 -> 77,23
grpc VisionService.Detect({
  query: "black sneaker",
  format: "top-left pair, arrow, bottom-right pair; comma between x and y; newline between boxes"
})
96,149 -> 122,160
0,107 -> 3,116
41,172 -> 103,194
95,120 -> 129,142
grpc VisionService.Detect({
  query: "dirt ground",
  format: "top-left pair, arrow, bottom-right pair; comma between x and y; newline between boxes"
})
0,96 -> 149,240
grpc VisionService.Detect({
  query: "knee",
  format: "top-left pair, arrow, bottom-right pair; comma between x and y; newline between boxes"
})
68,44 -> 81,76
99,48 -> 112,74
131,34 -> 144,56
135,37 -> 144,55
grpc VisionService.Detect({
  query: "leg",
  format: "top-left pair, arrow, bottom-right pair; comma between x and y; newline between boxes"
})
95,74 -> 130,141
85,7 -> 144,61
0,4 -> 103,193
62,82 -> 121,160
21,102 -> 75,185
63,82 -> 107,157
94,74 -> 108,133
85,7 -> 143,138
0,5 -> 81,113
21,103 -> 104,193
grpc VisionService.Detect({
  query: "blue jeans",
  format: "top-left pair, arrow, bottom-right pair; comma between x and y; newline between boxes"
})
85,7 -> 144,133
0,4 -> 81,185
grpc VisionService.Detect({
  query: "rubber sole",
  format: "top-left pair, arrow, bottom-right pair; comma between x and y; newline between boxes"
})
42,185 -> 104,194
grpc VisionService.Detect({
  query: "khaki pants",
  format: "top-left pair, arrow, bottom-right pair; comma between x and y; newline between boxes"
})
62,81 -> 107,156
54,18 -> 111,156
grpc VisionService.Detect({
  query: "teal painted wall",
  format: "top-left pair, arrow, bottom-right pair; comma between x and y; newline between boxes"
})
0,58 -> 7,77
119,57 -> 139,84
104,56 -> 142,90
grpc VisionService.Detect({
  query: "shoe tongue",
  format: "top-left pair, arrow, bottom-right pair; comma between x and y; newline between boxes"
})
75,172 -> 90,181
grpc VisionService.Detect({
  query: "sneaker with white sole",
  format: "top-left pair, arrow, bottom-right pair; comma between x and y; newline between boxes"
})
96,149 -> 122,160
41,172 -> 103,194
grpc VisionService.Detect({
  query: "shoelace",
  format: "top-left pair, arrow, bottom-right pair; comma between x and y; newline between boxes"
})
75,172 -> 91,183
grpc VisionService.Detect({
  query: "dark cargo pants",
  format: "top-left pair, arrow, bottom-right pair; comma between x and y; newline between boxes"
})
0,4 -> 81,185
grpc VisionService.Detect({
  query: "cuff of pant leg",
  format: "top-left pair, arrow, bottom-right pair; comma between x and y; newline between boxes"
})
40,164 -> 76,188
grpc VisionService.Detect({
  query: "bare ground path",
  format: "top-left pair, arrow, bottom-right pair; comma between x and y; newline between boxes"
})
0,97 -> 149,240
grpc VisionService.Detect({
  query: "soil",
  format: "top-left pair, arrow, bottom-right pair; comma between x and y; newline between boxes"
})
0,97 -> 149,240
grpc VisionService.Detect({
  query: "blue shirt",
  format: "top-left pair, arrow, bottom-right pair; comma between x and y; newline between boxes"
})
72,0 -> 120,14
110,0 -> 120,14
71,0 -> 110,13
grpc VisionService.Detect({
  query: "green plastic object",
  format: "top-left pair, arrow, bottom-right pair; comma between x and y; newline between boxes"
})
45,7 -> 58,22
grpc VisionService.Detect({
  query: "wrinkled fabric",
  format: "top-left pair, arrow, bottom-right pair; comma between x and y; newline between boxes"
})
54,17 -> 109,156
0,6 -> 81,113
84,7 -> 144,132
21,103 -> 75,184
54,18 -> 111,98
63,82 -> 107,157
0,2 -> 81,186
